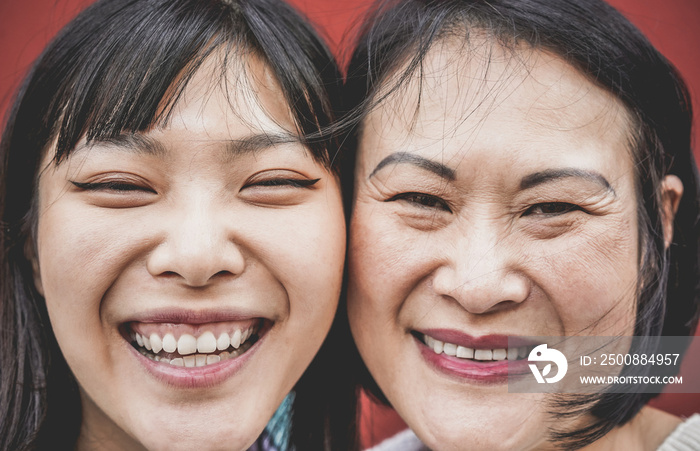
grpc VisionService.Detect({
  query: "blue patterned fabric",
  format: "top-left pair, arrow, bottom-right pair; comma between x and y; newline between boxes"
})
248,392 -> 295,451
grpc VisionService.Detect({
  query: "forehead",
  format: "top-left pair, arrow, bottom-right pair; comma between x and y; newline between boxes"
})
360,37 -> 634,170
161,50 -> 296,138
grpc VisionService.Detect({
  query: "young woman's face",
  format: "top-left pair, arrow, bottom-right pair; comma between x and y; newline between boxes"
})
33,54 -> 345,450
348,41 -> 642,450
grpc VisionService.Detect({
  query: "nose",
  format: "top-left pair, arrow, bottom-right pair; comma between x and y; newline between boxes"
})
147,202 -> 245,287
431,225 -> 530,314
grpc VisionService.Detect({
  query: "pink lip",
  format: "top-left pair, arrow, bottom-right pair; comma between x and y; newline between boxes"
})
128,330 -> 265,389
414,331 -> 533,383
417,329 -> 538,349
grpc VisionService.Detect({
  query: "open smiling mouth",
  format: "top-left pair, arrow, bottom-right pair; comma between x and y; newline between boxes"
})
124,319 -> 270,368
414,332 -> 535,362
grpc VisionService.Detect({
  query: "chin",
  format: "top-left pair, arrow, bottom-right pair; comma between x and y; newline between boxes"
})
394,391 -> 548,451
122,406 -> 268,451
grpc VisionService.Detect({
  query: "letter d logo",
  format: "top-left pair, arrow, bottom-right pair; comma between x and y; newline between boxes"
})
528,344 -> 568,384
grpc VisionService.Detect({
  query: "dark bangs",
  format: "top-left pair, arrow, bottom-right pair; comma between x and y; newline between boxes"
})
10,0 -> 342,168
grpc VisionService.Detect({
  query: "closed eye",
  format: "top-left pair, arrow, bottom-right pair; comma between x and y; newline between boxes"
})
247,178 -> 320,189
524,202 -> 582,216
386,192 -> 451,212
71,181 -> 156,193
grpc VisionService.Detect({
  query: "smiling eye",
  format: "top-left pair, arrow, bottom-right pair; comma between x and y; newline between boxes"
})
524,202 -> 581,216
71,180 -> 156,193
248,178 -> 320,189
387,192 -> 451,212
239,175 -> 322,207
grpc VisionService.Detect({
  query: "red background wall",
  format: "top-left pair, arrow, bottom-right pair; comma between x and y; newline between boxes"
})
1,0 -> 698,446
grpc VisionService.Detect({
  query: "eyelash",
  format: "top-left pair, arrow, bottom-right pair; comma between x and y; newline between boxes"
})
71,178 -> 320,193
523,202 -> 582,216
384,195 -> 582,218
71,181 -> 155,193
248,178 -> 320,189
386,192 -> 452,213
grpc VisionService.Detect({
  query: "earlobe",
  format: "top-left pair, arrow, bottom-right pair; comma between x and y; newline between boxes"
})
24,238 -> 44,296
661,175 -> 683,249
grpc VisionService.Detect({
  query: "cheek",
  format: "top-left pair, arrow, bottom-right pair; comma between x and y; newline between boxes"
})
349,207 -> 411,316
35,208 -> 147,385
249,194 -> 345,388
261,194 -> 346,327
532,218 -> 639,331
43,218 -> 156,297
348,204 -> 440,336
37,208 -> 141,318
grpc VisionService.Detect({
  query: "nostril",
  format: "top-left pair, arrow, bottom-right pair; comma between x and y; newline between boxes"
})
211,270 -> 235,280
146,239 -> 246,286
158,270 -> 236,286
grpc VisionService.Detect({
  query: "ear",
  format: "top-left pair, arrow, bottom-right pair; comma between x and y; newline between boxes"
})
24,237 -> 45,296
660,175 -> 683,249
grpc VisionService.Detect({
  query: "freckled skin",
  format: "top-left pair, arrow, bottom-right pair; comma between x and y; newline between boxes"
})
34,54 -> 345,451
348,39 -> 647,450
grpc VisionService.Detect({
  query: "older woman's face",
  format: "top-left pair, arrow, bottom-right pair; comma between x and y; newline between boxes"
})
33,54 -> 345,450
348,42 -> 641,450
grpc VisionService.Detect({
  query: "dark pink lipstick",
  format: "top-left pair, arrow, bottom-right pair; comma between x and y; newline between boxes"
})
414,329 -> 534,383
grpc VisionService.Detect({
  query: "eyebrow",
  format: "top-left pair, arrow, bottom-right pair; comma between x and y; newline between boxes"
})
74,134 -> 168,157
520,168 -> 615,195
369,152 -> 456,180
225,132 -> 300,155
74,131 -> 301,158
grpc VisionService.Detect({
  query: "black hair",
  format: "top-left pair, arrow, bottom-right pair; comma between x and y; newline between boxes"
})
0,0 -> 356,449
344,0 -> 700,448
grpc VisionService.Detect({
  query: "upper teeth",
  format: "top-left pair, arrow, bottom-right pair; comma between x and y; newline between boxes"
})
424,334 -> 528,361
131,326 -> 256,367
